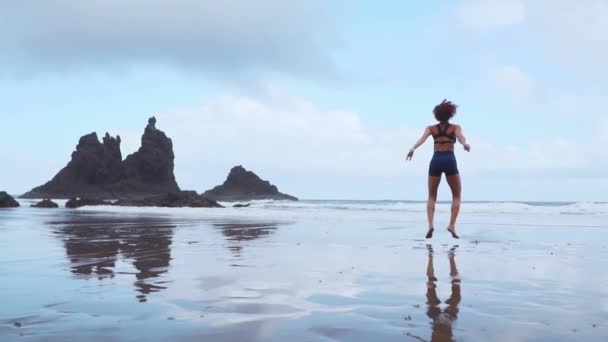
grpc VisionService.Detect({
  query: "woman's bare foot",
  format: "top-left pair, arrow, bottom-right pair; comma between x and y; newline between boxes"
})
447,226 -> 459,239
425,228 -> 434,239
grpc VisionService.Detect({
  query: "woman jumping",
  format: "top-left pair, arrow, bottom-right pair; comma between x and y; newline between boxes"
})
406,100 -> 470,239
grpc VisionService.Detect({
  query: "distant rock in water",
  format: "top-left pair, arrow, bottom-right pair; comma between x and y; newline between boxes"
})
0,192 -> 20,207
115,191 -> 223,208
31,199 -> 59,208
21,117 -> 180,199
203,166 -> 297,202
233,203 -> 251,208
66,198 -> 112,209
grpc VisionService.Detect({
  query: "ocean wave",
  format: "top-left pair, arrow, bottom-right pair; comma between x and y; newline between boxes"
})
16,198 -> 608,219
238,200 -> 608,216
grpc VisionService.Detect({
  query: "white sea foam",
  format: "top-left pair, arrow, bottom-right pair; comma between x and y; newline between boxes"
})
47,200 -> 605,227
228,200 -> 608,215
16,198 -> 608,227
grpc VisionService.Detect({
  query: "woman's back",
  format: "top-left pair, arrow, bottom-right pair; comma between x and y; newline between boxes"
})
430,123 -> 457,152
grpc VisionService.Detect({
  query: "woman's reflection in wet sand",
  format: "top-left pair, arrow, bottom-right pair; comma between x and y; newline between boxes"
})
212,222 -> 279,257
426,244 -> 461,342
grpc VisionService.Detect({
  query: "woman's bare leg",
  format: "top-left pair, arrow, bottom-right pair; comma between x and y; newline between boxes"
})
426,176 -> 441,238
446,174 -> 461,238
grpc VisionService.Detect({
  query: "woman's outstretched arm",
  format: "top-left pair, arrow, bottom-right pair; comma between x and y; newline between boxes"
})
455,125 -> 471,152
406,126 -> 432,160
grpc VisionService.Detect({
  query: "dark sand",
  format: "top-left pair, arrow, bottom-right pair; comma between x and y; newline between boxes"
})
1,205 -> 607,341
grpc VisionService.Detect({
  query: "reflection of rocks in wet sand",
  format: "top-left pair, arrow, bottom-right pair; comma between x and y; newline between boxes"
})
213,222 -> 280,256
120,224 -> 174,302
52,217 -> 175,302
62,225 -> 120,278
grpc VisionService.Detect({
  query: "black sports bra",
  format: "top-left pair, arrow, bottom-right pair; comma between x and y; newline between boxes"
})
432,123 -> 457,144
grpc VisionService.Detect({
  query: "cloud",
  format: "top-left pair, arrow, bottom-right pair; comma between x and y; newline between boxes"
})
457,0 -> 525,30
455,0 -> 608,71
600,116 -> 608,144
142,86 -> 423,198
145,86 -> 603,199
2,84 -> 604,199
0,0 -> 339,80
491,66 -> 535,98
468,139 -> 592,176
154,85 -> 421,182
529,0 -> 608,71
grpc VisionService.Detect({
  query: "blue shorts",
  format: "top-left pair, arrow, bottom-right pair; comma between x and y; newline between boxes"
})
429,151 -> 459,177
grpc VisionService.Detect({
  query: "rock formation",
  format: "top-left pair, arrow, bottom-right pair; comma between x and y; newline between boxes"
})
21,117 -> 180,199
115,191 -> 223,208
122,117 -> 179,194
31,199 -> 59,208
22,133 -> 124,199
0,192 -> 20,207
203,166 -> 297,202
66,198 -> 113,209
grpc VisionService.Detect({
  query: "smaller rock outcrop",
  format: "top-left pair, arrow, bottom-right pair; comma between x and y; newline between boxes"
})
203,166 -> 297,202
66,198 -> 113,209
0,192 -> 20,207
233,203 -> 251,208
31,199 -> 59,208
115,191 -> 222,208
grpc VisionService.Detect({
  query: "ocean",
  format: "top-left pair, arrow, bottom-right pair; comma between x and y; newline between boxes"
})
79,199 -> 608,228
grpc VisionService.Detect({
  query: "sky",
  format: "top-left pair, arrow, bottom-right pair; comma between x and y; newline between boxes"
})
1,0 -> 607,201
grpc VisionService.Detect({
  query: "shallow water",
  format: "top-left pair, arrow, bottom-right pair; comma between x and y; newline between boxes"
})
1,201 -> 608,341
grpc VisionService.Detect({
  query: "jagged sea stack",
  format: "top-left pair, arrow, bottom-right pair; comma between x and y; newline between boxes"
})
21,117 -> 180,199
203,166 -> 297,202
0,192 -> 20,207
120,117 -> 180,196
20,132 -> 124,199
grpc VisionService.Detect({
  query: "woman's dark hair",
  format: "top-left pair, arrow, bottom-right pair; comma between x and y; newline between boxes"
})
433,99 -> 457,122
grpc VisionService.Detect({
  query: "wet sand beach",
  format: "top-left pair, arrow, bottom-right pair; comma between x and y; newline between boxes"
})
1,200 -> 607,341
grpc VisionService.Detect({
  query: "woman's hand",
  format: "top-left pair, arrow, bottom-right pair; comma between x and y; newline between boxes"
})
406,149 -> 414,160
463,144 -> 471,152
